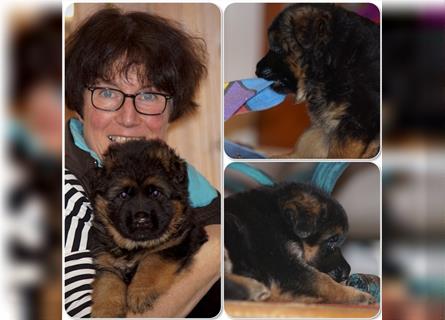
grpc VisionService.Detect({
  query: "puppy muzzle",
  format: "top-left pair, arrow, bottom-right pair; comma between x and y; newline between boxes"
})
328,260 -> 351,283
124,206 -> 171,241
255,51 -> 278,80
256,51 -> 298,93
133,211 -> 159,230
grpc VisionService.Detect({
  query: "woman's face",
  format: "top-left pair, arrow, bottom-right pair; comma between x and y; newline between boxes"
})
81,69 -> 170,158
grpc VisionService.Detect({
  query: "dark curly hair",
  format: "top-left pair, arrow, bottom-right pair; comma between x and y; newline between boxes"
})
65,8 -> 207,122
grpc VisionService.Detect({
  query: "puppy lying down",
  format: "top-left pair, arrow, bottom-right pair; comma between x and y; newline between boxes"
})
225,182 -> 377,305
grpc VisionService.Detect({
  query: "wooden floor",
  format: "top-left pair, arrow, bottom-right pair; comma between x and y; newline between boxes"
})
225,301 -> 380,318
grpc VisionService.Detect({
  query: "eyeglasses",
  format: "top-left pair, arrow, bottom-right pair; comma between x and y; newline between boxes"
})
86,86 -> 172,115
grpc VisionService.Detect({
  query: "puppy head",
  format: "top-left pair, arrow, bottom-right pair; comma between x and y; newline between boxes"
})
256,4 -> 335,95
92,139 -> 189,249
257,4 -> 379,103
279,183 -> 351,282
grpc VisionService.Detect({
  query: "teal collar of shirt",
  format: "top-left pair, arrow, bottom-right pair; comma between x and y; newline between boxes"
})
70,119 -> 102,165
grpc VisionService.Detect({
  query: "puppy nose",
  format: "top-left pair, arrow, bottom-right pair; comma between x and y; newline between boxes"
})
256,59 -> 273,78
329,263 -> 351,283
134,211 -> 159,229
256,66 -> 273,79
340,269 -> 350,282
134,211 -> 149,224
339,263 -> 351,282
256,51 -> 275,79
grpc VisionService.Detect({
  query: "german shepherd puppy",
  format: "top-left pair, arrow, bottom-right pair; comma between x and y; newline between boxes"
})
89,140 -> 207,317
224,183 -> 376,304
256,4 -> 380,158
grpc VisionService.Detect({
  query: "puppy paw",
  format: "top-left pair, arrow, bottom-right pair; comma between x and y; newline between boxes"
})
247,279 -> 271,301
91,304 -> 126,318
356,291 -> 377,305
91,271 -> 127,317
349,288 -> 376,305
127,286 -> 159,314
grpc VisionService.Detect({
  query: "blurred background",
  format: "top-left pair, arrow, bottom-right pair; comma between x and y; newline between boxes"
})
224,3 -> 380,155
224,162 -> 381,277
3,3 -> 62,320
382,3 -> 445,320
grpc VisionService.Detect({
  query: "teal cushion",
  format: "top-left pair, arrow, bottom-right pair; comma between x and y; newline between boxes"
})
187,163 -> 218,207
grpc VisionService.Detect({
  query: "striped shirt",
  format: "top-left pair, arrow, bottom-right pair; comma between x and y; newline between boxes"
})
64,169 -> 94,318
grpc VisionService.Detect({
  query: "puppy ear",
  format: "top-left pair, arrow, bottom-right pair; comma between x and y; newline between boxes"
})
170,158 -> 187,185
148,140 -> 187,187
101,144 -> 122,176
88,166 -> 106,198
292,6 -> 332,50
103,144 -> 119,163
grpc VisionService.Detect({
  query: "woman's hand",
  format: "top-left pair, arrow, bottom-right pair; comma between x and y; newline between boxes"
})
126,224 -> 221,317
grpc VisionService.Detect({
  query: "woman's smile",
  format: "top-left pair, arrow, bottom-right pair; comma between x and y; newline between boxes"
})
108,135 -> 146,143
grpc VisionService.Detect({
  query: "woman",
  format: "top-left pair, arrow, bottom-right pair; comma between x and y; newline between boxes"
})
65,8 -> 220,317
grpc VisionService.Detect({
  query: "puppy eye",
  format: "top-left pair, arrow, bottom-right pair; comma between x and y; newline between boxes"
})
147,186 -> 162,198
271,45 -> 284,55
118,187 -> 133,200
